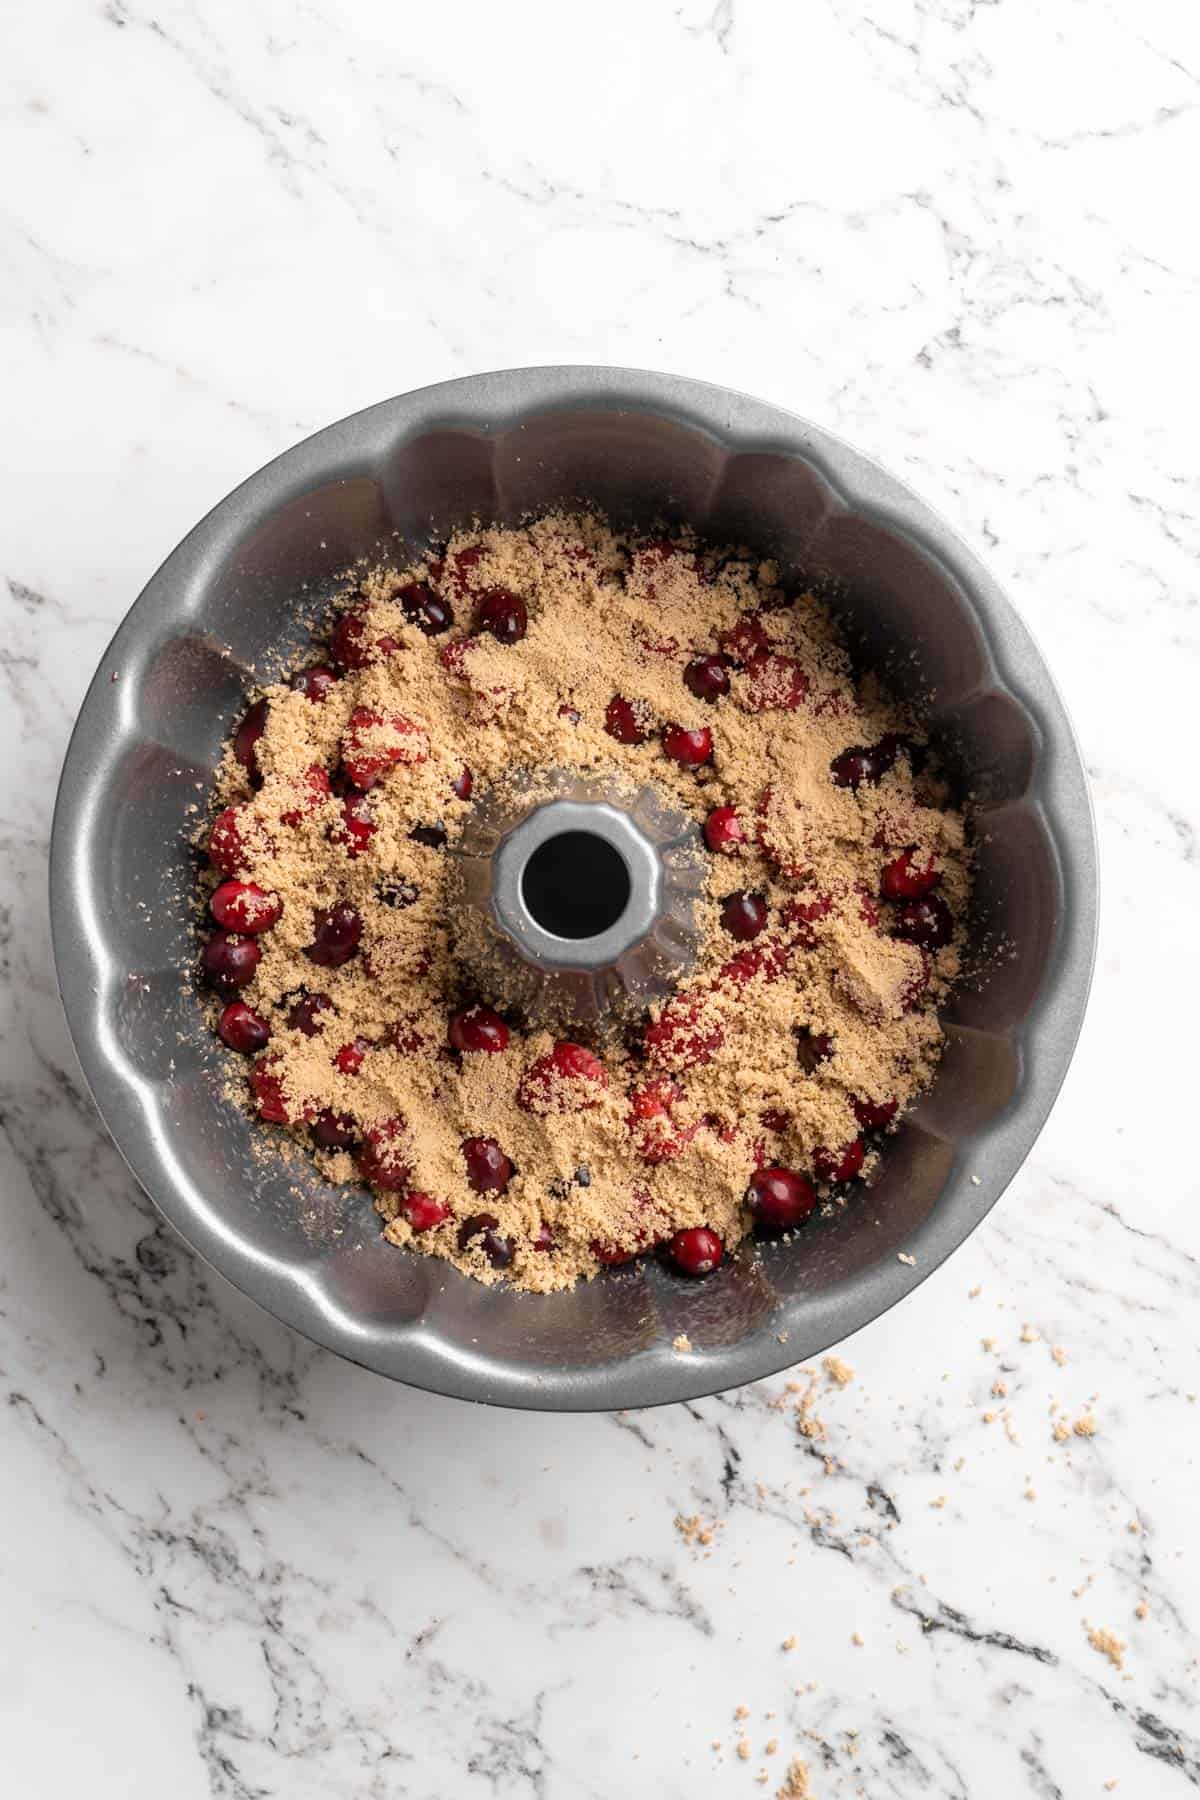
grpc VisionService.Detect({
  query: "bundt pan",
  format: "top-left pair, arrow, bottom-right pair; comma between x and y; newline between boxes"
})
49,368 -> 1097,1409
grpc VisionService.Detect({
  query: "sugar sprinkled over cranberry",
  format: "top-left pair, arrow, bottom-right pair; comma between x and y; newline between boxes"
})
291,663 -> 338,703
207,805 -> 251,877
892,894 -> 954,951
462,1136 -> 513,1194
233,698 -> 268,779
605,696 -> 650,745
881,849 -> 940,901
457,1213 -> 515,1268
451,765 -> 474,802
311,1109 -> 357,1150
448,1005 -> 510,1055
401,1193 -> 451,1232
684,654 -> 731,703
795,1027 -> 834,1073
201,931 -> 260,994
217,1001 -> 270,1054
305,902 -> 362,968
337,790 -> 377,859
703,806 -> 746,855
334,1036 -> 371,1075
398,582 -> 453,636
288,992 -> 333,1037
662,723 -> 713,768
813,1138 -> 866,1184
852,1096 -> 899,1130
330,605 -> 400,670
209,879 -> 281,935
475,589 -> 527,644
358,1117 -> 411,1191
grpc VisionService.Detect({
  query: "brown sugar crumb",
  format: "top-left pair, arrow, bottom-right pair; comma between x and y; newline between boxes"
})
672,1333 -> 693,1353
1086,1623 -> 1127,1670
1135,1601 -> 1149,1620
1019,1322 -> 1039,1343
676,1513 -> 721,1549
737,1739 -> 753,1761
734,1704 -> 750,1722
776,1757 -> 815,1799
1052,1420 -> 1071,1443
851,1630 -> 864,1646
1051,1345 -> 1068,1366
781,1635 -> 797,1651
1074,1413 -> 1098,1438
898,1252 -> 917,1267
823,1355 -> 855,1386
199,514 -> 972,1292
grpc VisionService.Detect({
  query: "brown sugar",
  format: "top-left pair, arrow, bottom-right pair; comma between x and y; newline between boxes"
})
199,513 -> 972,1292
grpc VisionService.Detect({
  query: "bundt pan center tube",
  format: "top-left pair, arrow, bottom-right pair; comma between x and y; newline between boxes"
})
48,367 -> 1098,1410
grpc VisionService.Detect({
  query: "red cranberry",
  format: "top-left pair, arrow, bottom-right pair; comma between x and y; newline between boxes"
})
341,707 -> 429,790
377,878 -> 418,909
877,731 -> 927,774
684,654 -> 731,702
881,849 -> 940,901
207,805 -> 251,876
461,1136 -> 513,1194
605,696 -> 650,744
337,790 -> 377,859
202,931 -> 260,994
662,723 -> 713,768
233,698 -> 268,778
279,763 -> 331,826
630,1075 -> 681,1122
720,891 -> 768,941
359,1117 -> 411,1191
398,582 -> 452,635
451,765 -> 473,802
409,823 -> 448,849
330,605 -> 399,670
813,1138 -> 865,1184
305,902 -> 362,968
558,702 -> 581,725
745,652 -> 808,712
669,1226 -> 724,1276
432,546 -> 484,593
401,1193 -> 451,1232
311,1108 -> 357,1150
893,894 -> 954,951
475,589 -> 527,644
629,1076 -> 696,1164
288,992 -> 333,1036
645,991 -> 724,1069
781,894 -> 834,948
704,806 -> 746,855
334,1036 -> 371,1075
532,1222 -> 555,1252
718,612 -> 772,665
518,1041 -> 607,1114
217,1001 -> 270,1054
209,879 -> 281,935
448,1005 -> 510,1055
291,663 -> 338,703
249,1057 -> 292,1124
796,1027 -> 834,1073
457,1213 -> 515,1267
760,1107 -> 790,1134
747,1166 -> 816,1230
591,1238 -> 640,1267
852,1096 -> 899,1130
830,745 -> 887,789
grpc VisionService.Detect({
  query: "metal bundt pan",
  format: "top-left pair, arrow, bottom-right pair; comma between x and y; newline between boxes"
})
48,368 -> 1098,1409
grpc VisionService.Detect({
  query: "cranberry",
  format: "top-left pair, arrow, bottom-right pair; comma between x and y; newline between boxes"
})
853,1096 -> 899,1130
881,849 -> 940,901
334,1036 -> 371,1075
359,1118 -> 412,1191
462,1136 -> 513,1194
630,1076 -> 696,1163
630,1076 -> 681,1122
233,698 -> 269,778
813,1138 -> 866,1184
291,663 -> 338,703
720,891 -> 768,941
877,731 -> 927,774
330,605 -> 400,670
377,878 -> 418,909
457,1213 -> 515,1268
605,696 -> 650,744
207,805 -> 251,876
795,1027 -> 834,1074
830,745 -> 886,789
409,823 -> 448,849
305,902 -> 362,968
475,588 -> 527,644
337,790 -> 377,858
747,1166 -> 816,1230
644,991 -> 724,1070
592,1238 -> 640,1267
519,1041 -> 607,1114
703,806 -> 747,855
558,703 -> 581,725
893,894 -> 954,951
202,931 -> 260,994
532,1222 -> 555,1252
669,1226 -> 724,1276
217,1001 -> 270,1054
745,653 -> 808,712
684,654 -> 731,702
761,1107 -> 790,1134
311,1108 -> 357,1150
902,951 -> 933,1012
279,763 -> 331,826
341,707 -> 429,790
662,723 -> 713,768
432,546 -> 484,592
718,612 -> 772,665
209,879 -> 281,935
781,894 -> 834,948
448,1005 -> 510,1055
451,765 -> 474,802
401,1193 -> 451,1232
398,582 -> 452,636
249,1057 -> 292,1124
288,992 -> 333,1036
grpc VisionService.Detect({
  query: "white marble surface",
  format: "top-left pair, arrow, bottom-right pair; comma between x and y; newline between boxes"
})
4,1 -> 1199,1794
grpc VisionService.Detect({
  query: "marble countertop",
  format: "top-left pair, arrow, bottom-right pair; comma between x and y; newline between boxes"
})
5,2 -> 1199,1794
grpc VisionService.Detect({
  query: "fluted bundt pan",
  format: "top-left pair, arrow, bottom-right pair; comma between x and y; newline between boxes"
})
49,369 -> 1097,1409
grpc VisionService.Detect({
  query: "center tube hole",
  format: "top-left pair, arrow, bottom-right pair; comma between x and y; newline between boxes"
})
521,831 -> 633,940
